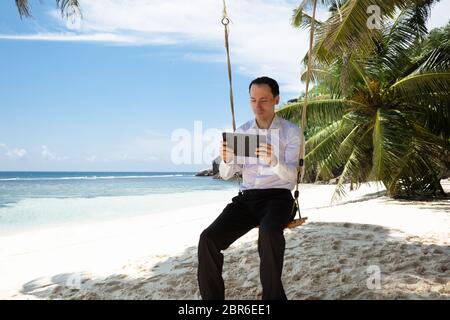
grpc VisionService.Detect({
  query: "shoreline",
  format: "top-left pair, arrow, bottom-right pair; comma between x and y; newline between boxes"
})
0,180 -> 448,299
0,188 -> 238,236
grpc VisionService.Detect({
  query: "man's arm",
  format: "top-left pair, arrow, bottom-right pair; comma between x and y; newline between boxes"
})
271,126 -> 301,183
219,138 -> 242,180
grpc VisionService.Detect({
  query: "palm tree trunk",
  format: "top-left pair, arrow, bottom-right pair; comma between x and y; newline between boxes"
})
299,0 -> 317,181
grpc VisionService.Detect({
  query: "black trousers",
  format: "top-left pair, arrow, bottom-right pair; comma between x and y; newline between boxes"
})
197,188 -> 296,300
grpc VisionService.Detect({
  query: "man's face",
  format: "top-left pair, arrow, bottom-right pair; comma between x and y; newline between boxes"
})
250,84 -> 279,119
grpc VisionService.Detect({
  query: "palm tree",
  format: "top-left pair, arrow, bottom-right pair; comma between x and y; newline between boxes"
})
15,0 -> 81,18
291,0 -> 321,182
279,0 -> 449,201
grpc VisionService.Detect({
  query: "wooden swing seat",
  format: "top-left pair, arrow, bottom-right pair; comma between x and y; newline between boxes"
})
287,217 -> 308,228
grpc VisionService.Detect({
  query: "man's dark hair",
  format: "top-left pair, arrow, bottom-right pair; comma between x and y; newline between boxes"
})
248,76 -> 279,97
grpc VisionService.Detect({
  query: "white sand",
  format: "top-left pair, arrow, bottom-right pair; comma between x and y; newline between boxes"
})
0,181 -> 449,300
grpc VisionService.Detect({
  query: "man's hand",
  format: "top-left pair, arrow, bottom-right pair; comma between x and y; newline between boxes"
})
221,141 -> 235,164
256,143 -> 278,167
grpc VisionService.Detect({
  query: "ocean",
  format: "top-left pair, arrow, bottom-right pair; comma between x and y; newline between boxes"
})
0,171 -> 238,234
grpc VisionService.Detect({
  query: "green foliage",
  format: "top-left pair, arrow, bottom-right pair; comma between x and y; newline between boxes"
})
280,1 -> 449,200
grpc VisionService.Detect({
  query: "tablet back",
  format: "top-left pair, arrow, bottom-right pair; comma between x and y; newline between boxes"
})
222,132 -> 266,158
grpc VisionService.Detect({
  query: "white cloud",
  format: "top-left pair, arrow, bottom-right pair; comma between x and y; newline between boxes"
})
1,0 -> 310,93
84,155 -> 98,161
41,145 -> 54,159
143,129 -> 167,138
119,153 -> 135,160
6,148 -> 27,159
146,155 -> 158,161
119,153 -> 159,161
0,144 -> 27,159
41,145 -> 69,161
119,153 -> 157,162
123,135 -> 166,162
183,52 -> 226,64
0,32 -> 166,44
1,0 -> 447,94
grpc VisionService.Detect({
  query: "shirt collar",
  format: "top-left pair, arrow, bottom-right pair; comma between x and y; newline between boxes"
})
251,114 -> 280,130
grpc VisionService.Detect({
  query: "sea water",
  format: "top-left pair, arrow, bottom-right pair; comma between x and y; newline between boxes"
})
0,172 -> 238,234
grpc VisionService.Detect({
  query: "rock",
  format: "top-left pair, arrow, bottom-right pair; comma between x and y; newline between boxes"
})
195,155 -> 243,181
195,169 -> 214,177
195,156 -> 222,177
212,156 -> 221,175
328,178 -> 338,184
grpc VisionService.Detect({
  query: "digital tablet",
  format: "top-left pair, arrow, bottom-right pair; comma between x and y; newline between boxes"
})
222,132 -> 267,158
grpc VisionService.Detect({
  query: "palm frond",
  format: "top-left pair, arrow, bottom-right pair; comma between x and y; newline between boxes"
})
301,67 -> 342,96
56,0 -> 82,19
15,0 -> 31,18
296,0 -> 344,65
305,120 -> 349,163
389,72 -> 450,98
292,0 -> 308,27
321,0 -> 396,55
316,121 -> 364,181
365,0 -> 441,83
371,108 -> 413,181
388,123 -> 446,197
302,120 -> 342,180
413,42 -> 450,73
292,9 -> 324,30
405,96 -> 450,140
305,121 -> 341,149
277,98 -> 366,127
16,0 -> 82,19
332,126 -> 373,202
349,58 -> 374,95
304,114 -> 370,183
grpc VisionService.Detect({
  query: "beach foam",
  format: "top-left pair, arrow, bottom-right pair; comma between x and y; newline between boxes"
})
0,174 -> 189,181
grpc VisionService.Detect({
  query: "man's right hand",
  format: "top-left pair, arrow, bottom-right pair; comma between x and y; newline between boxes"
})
221,141 -> 235,164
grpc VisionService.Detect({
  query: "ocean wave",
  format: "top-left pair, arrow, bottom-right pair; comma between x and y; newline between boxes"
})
0,174 -> 190,181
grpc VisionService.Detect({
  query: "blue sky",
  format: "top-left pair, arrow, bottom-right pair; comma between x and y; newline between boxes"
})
0,0 -> 449,172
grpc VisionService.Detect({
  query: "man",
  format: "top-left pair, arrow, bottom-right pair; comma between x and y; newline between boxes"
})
197,76 -> 301,300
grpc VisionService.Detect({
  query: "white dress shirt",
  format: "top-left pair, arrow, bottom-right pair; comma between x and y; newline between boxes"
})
219,115 -> 301,190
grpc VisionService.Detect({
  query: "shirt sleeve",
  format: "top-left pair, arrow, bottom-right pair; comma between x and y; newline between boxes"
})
219,160 -> 241,180
271,126 -> 301,184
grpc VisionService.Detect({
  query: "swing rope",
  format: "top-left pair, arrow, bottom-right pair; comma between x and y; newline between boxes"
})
222,1 -> 236,133
288,0 -> 318,228
222,1 -> 243,196
221,0 -> 316,228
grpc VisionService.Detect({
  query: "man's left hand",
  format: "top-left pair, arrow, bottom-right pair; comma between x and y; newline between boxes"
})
255,143 -> 278,167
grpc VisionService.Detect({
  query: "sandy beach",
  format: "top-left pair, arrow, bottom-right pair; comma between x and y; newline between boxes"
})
0,180 -> 449,300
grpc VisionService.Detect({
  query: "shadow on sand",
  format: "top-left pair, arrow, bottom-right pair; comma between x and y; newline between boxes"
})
19,221 -> 449,300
